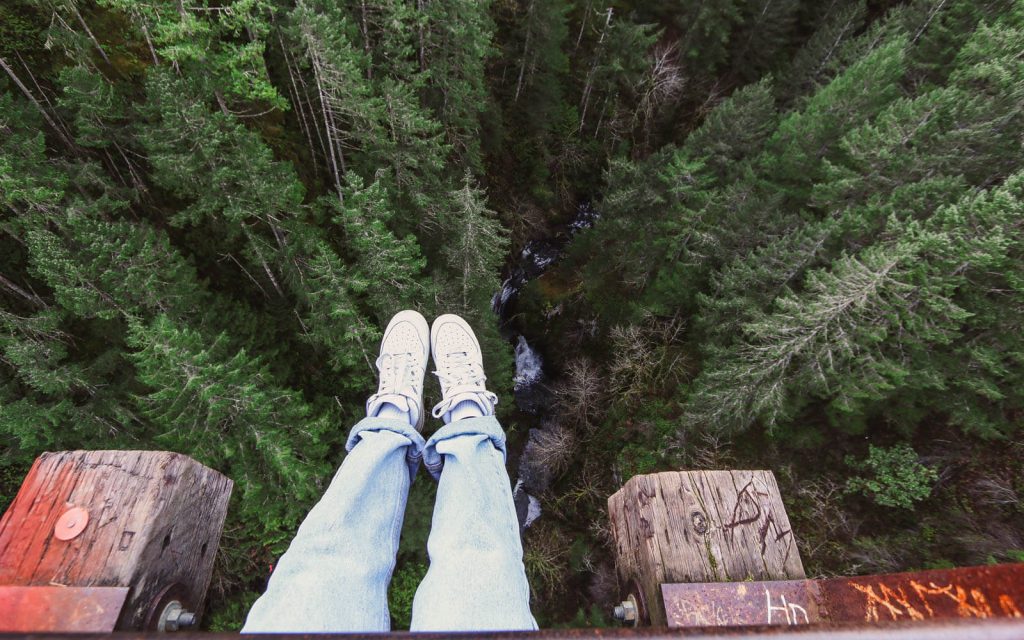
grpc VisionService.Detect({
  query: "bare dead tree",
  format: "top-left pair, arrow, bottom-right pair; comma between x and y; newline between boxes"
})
278,32 -> 321,178
554,357 -> 606,434
513,0 -> 535,102
65,0 -> 113,67
578,7 -> 613,133
524,422 -> 577,480
635,42 -> 684,133
607,313 -> 688,404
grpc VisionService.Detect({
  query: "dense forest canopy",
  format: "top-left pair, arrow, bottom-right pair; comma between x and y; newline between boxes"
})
2,0 -> 1023,628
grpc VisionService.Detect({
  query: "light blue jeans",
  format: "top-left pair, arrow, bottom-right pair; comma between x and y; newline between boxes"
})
241,415 -> 537,632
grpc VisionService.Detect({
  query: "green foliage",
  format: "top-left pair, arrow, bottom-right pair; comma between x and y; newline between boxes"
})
204,591 -> 261,632
777,1 -> 866,103
441,173 -> 510,314
127,315 -> 331,535
331,175 -> 427,321
4,0 -> 1024,630
845,444 -> 938,509
387,562 -> 427,630
561,605 -> 608,629
0,1 -> 48,63
97,0 -> 286,108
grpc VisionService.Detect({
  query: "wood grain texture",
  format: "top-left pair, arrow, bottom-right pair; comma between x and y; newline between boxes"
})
608,470 -> 805,625
0,451 -> 233,630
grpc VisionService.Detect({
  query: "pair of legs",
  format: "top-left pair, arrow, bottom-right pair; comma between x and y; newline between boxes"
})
241,313 -> 536,632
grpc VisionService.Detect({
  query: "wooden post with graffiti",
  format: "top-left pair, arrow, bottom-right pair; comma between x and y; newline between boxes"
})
607,470 -> 1024,629
607,470 -> 805,626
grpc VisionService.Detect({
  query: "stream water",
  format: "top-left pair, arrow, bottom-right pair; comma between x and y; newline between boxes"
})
491,202 -> 599,530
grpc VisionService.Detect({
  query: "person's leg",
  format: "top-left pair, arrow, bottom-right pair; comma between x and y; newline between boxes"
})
242,418 -> 425,632
410,416 -> 537,631
409,314 -> 536,631
243,310 -> 431,632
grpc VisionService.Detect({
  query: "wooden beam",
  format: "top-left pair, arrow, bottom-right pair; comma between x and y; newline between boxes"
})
608,470 -> 805,625
0,451 -> 233,630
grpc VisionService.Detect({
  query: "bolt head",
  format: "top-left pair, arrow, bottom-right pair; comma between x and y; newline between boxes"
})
622,600 -> 637,622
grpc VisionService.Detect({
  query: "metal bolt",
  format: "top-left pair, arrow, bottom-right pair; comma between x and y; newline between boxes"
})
158,600 -> 198,632
612,595 -> 638,626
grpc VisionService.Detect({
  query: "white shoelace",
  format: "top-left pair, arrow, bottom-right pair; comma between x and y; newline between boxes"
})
431,352 -> 498,419
368,352 -> 423,415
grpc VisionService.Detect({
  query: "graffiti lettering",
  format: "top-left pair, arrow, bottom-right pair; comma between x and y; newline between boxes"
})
852,579 -> 1020,622
999,594 -> 1022,618
724,480 -> 768,529
765,588 -> 810,625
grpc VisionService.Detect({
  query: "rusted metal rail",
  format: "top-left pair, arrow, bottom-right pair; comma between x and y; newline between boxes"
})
1,618 -> 1023,639
662,563 -> 1024,628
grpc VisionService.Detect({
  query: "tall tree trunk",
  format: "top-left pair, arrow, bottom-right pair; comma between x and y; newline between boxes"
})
360,0 -> 372,79
68,1 -> 113,68
0,273 -> 47,308
418,0 -> 427,72
138,16 -> 160,64
514,0 -> 535,102
309,53 -> 346,202
578,8 -> 612,133
0,57 -> 77,149
278,33 -> 321,177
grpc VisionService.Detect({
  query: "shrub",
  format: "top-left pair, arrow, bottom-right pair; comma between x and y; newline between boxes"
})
845,444 -> 938,509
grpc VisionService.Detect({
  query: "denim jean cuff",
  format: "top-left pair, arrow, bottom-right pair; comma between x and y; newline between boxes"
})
422,415 -> 506,480
347,416 -> 427,481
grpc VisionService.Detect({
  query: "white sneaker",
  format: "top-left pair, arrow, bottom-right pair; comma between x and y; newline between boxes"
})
430,314 -> 498,423
367,310 -> 430,430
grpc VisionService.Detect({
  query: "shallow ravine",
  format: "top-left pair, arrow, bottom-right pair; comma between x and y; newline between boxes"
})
491,203 -> 599,529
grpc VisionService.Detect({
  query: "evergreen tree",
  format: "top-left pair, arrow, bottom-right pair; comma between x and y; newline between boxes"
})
763,36 -> 907,201
127,315 -> 331,536
96,0 -> 285,109
441,173 -> 509,315
436,172 -> 513,409
729,0 -> 801,81
686,171 -> 1024,437
0,93 -> 66,226
288,0 -> 383,195
419,0 -> 495,170
681,78 -> 778,182
331,174 -> 427,321
777,0 -> 866,104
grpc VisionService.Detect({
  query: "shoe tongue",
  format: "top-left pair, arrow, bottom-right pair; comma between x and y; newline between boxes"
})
437,390 -> 492,421
368,393 -> 413,418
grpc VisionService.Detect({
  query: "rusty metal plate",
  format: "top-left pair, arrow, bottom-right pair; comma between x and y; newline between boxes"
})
663,580 -> 825,627
662,563 -> 1024,629
53,506 -> 89,541
821,563 -> 1024,623
0,585 -> 128,632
